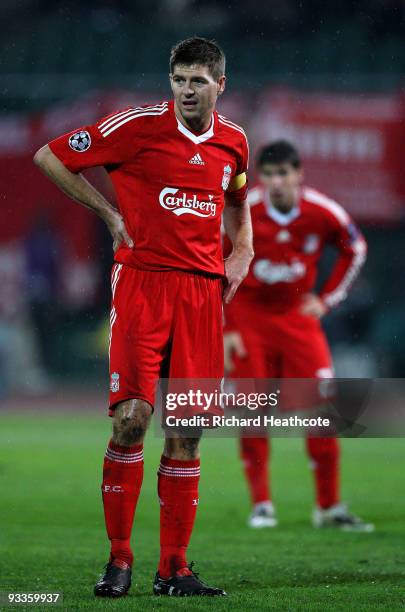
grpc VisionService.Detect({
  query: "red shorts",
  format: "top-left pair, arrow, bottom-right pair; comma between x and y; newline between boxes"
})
108,264 -> 224,415
229,305 -> 333,379
227,304 -> 334,412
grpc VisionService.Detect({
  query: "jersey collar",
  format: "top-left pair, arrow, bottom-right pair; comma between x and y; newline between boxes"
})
264,189 -> 301,225
172,102 -> 215,145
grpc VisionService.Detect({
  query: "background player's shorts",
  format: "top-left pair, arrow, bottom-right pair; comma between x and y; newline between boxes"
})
229,305 -> 333,379
108,264 -> 224,415
228,304 -> 334,412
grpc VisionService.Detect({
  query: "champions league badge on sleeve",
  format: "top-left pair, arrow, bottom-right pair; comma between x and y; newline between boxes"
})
68,130 -> 91,152
221,164 -> 232,190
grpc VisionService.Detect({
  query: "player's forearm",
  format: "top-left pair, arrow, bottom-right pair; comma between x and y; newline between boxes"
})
33,145 -> 117,224
320,241 -> 367,309
223,199 -> 254,257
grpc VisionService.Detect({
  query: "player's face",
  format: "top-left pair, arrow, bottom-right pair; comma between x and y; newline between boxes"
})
170,64 -> 225,128
259,162 -> 303,210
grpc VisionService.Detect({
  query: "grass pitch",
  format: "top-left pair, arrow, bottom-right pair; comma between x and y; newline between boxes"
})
1,412 -> 405,610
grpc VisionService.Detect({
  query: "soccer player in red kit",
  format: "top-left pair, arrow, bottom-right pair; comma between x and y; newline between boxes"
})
34,37 -> 253,597
224,141 -> 374,532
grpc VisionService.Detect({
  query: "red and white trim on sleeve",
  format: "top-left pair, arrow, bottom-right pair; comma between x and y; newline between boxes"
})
304,187 -> 367,309
218,114 -> 249,169
218,114 -> 247,137
303,187 -> 350,225
98,102 -> 169,138
322,237 -> 367,309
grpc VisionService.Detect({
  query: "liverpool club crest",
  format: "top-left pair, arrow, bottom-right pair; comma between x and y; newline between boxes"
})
221,164 -> 232,191
110,372 -> 120,392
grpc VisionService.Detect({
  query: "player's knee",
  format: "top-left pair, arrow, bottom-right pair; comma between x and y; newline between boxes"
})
164,436 -> 201,460
112,399 -> 152,445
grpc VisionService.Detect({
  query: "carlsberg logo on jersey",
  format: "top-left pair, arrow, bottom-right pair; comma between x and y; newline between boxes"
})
253,258 -> 306,284
159,188 -> 216,218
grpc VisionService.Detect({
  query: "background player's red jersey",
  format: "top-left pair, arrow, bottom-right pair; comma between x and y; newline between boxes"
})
225,184 -> 367,325
49,100 -> 249,277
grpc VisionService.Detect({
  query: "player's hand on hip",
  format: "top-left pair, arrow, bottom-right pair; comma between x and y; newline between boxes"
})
223,250 -> 252,304
300,293 -> 327,319
104,209 -> 134,252
224,331 -> 247,373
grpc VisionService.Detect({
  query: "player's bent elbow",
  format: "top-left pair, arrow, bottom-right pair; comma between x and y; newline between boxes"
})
33,144 -> 51,169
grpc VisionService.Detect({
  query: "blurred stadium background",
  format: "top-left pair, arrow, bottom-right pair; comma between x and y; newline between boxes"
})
1,1 -> 405,607
1,0 -> 405,401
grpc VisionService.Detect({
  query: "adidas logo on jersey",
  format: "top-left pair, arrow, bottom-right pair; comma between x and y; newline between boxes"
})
189,153 -> 205,165
276,230 -> 291,243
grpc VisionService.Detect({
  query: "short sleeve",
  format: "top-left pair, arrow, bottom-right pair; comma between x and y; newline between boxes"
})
48,108 -> 143,173
236,132 -> 249,176
226,132 -> 249,199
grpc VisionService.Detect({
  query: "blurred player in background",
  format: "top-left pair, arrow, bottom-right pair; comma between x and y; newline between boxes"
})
224,141 -> 374,532
34,37 -> 253,597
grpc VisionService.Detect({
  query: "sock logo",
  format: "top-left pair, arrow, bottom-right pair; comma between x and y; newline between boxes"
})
192,498 -> 199,506
102,485 -> 124,493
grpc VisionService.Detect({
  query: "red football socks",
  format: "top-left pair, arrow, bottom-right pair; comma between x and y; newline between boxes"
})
158,455 -> 200,579
240,437 -> 271,505
306,437 -> 340,509
102,440 -> 144,566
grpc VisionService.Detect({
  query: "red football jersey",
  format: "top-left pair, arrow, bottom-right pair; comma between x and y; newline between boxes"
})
49,100 -> 248,276
225,184 -> 367,324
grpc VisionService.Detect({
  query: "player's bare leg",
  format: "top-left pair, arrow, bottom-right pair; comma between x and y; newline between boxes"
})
164,434 -> 200,459
112,399 -> 152,446
95,399 -> 152,598
153,432 -> 226,596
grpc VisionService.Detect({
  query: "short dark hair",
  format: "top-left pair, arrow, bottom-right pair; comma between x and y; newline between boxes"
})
257,140 -> 301,169
170,37 -> 226,80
